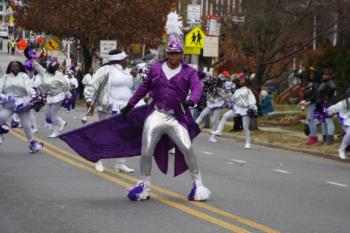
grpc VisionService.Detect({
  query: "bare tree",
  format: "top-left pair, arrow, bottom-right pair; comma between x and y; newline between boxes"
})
217,0 -> 346,87
15,0 -> 175,71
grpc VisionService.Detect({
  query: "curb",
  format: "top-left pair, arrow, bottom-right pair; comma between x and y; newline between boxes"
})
202,129 -> 350,163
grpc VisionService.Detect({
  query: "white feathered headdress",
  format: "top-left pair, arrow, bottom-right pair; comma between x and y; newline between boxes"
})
165,12 -> 184,53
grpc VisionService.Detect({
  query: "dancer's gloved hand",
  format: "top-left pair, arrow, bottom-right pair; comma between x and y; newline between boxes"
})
182,100 -> 195,108
121,104 -> 133,116
315,103 -> 324,114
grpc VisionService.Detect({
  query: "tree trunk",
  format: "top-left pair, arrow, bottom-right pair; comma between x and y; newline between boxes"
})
249,117 -> 258,131
81,43 -> 93,74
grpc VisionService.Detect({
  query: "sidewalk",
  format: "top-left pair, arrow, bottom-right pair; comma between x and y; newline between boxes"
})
202,126 -> 350,163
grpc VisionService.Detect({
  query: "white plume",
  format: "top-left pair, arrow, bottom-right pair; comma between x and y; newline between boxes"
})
165,12 -> 183,36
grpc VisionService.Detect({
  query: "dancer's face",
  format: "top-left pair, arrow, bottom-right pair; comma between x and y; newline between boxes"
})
166,52 -> 182,68
10,62 -> 20,75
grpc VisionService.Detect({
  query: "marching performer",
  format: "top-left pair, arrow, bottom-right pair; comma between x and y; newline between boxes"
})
0,61 -> 43,152
123,12 -> 210,201
82,68 -> 95,116
211,76 -> 257,149
65,69 -> 79,112
320,88 -> 350,159
84,49 -> 137,173
32,57 -> 70,138
195,73 -> 232,143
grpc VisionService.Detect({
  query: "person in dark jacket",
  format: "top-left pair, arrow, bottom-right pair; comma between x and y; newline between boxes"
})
316,66 -> 336,144
303,67 -> 322,145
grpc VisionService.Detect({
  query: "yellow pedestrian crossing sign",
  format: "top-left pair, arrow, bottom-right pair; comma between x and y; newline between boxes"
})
184,26 -> 206,55
45,38 -> 59,51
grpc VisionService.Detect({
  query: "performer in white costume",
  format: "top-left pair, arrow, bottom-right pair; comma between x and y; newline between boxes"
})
212,77 -> 257,149
326,89 -> 350,159
84,49 -> 139,173
33,60 -> 70,138
0,61 -> 44,152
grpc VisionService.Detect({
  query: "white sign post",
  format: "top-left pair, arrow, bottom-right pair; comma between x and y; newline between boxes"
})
203,36 -> 219,57
187,4 -> 201,25
100,40 -> 117,58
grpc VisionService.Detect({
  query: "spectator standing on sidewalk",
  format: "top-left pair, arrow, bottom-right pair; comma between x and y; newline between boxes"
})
303,67 -> 322,145
316,66 -> 336,145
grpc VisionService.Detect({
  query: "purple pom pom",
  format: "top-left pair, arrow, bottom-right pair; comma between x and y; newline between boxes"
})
187,184 -> 196,201
11,119 -> 20,128
0,124 -> 10,134
24,60 -> 35,72
45,118 -> 53,124
127,186 -> 144,201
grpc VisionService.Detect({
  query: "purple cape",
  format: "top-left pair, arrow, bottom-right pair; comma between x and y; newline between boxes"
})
59,105 -> 200,176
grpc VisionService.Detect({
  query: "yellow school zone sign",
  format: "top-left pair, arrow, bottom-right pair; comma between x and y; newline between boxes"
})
45,37 -> 59,51
184,26 -> 206,55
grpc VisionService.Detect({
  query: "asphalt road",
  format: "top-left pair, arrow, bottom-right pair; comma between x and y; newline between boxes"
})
0,53 -> 349,233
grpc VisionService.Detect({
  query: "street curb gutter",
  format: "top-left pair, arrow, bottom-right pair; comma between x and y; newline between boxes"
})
202,129 -> 350,163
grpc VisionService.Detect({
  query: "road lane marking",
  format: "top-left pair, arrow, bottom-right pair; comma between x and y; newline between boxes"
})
326,181 -> 348,188
272,169 -> 291,174
202,151 -> 213,155
231,159 -> 247,164
13,129 -> 281,233
10,130 -> 251,233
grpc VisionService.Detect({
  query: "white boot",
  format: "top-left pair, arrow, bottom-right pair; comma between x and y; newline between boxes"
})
0,134 -> 4,145
58,118 -> 67,132
127,178 -> 151,201
94,160 -> 104,172
48,125 -> 60,138
338,144 -> 348,160
208,134 -> 217,143
115,163 -> 135,173
188,172 -> 211,201
211,130 -> 222,136
244,138 -> 251,149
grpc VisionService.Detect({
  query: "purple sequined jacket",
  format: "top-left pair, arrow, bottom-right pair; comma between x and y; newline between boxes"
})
129,60 -> 203,113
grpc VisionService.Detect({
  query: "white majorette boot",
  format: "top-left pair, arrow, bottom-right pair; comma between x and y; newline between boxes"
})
188,172 -> 211,201
29,140 -> 44,153
244,137 -> 251,149
58,119 -> 67,132
0,134 -> 4,145
48,125 -> 60,138
94,160 -> 104,172
0,124 -> 10,145
338,143 -> 348,160
115,163 -> 135,173
208,134 -> 217,143
127,179 -> 151,201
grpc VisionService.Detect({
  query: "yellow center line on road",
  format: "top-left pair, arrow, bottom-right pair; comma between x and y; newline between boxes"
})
13,129 -> 280,233
10,130 -> 252,233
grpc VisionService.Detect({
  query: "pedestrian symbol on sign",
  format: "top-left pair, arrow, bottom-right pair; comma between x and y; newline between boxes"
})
196,31 -> 202,46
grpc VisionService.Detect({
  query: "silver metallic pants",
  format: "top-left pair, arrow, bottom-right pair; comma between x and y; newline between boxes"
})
141,110 -> 199,178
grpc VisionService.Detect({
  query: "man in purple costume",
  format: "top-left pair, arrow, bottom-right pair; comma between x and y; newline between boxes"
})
121,37 -> 211,202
